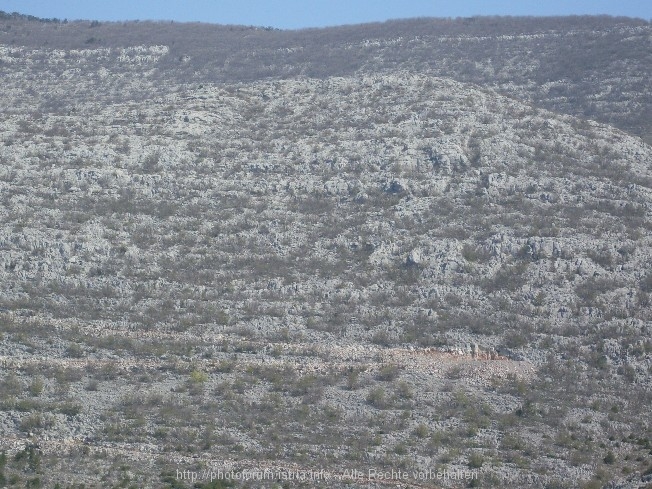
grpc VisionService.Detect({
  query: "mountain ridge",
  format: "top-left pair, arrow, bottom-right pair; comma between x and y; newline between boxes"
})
1,13 -> 651,144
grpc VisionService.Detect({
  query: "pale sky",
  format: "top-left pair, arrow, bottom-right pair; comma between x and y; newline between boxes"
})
0,0 -> 650,29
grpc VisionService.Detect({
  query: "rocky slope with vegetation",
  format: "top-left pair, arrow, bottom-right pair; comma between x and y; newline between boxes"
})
0,12 -> 651,489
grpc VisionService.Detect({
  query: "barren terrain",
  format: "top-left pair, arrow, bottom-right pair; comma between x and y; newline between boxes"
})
0,12 -> 651,489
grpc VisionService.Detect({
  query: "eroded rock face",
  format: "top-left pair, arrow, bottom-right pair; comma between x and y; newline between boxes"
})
0,48 -> 651,487
1,71 -> 651,358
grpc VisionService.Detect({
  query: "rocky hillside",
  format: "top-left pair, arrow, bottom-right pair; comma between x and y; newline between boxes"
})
0,13 -> 651,489
1,13 -> 651,143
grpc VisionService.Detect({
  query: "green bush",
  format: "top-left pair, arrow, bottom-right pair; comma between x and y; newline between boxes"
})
19,414 -> 53,433
468,452 -> 484,468
65,343 -> 84,358
58,402 -> 82,417
603,451 -> 616,464
189,370 -> 208,383
376,364 -> 400,381
413,423 -> 429,439
345,369 -> 361,390
28,377 -> 44,397
1,374 -> 22,397
366,387 -> 387,409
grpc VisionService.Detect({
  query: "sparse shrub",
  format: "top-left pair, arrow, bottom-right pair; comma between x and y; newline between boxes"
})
141,151 -> 161,173
58,402 -> 82,417
575,277 -> 618,305
371,330 -> 392,346
214,360 -> 235,373
376,364 -> 400,381
53,367 -> 83,384
19,414 -> 54,433
640,273 -> 652,293
322,404 -> 343,421
446,365 -> 464,380
65,343 -> 84,359
413,423 -> 429,439
15,399 -> 40,412
28,377 -> 44,397
394,442 -> 408,455
462,243 -> 491,262
366,387 -> 387,409
468,452 -> 484,468
532,291 -> 546,307
603,451 -> 616,464
501,434 -> 526,450
345,369 -> 362,390
503,328 -> 531,348
290,374 -> 320,397
581,480 -> 604,489
483,262 -> 528,293
215,310 -> 230,326
587,248 -> 614,269
189,370 -> 208,384
394,381 -> 413,400
1,373 -> 22,397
